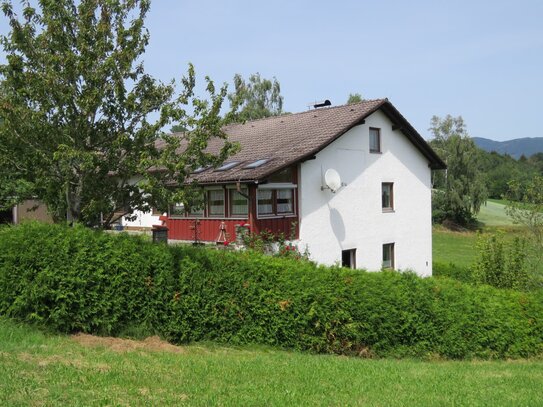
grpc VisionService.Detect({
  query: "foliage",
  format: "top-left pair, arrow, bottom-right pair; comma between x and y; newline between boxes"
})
0,0 -> 237,227
506,176 -> 543,286
478,150 -> 539,199
432,261 -> 473,283
471,231 -> 529,290
1,223 -> 543,359
241,222 -> 309,260
227,72 -> 283,122
429,115 -> 487,225
0,222 -> 174,334
346,93 -> 363,104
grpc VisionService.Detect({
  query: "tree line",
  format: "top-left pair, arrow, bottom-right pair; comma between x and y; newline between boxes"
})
428,115 -> 543,226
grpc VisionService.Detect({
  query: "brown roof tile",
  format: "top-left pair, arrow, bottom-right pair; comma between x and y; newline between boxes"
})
175,98 -> 445,184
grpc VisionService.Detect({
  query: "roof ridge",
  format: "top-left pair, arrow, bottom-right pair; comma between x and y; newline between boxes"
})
227,98 -> 388,126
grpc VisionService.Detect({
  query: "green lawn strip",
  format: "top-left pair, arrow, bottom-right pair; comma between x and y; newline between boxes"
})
433,226 -> 531,270
487,198 -> 509,206
1,319 -> 542,406
433,228 -> 479,268
477,200 -> 515,226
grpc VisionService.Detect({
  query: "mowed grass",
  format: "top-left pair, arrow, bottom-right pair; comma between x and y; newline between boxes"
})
433,199 -> 523,268
477,200 -> 515,226
433,227 -> 479,268
1,319 -> 542,407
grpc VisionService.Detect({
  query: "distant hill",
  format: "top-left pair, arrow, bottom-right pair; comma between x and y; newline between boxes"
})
473,137 -> 543,159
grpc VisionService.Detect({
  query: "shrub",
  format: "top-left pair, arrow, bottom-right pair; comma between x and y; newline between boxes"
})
433,262 -> 473,283
0,223 -> 542,359
0,223 -> 175,335
472,232 -> 529,290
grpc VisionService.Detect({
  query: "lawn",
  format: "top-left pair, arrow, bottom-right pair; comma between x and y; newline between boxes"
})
477,200 -> 515,226
432,198 -> 524,268
433,227 -> 479,268
1,319 -> 542,406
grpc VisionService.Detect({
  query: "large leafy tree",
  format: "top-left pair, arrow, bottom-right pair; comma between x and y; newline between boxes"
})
227,72 -> 283,122
429,115 -> 487,225
0,0 -> 237,227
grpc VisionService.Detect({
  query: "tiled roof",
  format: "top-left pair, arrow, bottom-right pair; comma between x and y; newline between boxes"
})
173,98 -> 445,184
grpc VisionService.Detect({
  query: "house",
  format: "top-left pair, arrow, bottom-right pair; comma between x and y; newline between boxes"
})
125,99 -> 446,276
1,200 -> 53,225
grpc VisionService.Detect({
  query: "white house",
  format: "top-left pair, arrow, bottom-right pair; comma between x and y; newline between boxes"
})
144,99 -> 446,276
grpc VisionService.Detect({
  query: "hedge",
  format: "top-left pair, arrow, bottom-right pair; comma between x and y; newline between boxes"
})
0,223 -> 542,359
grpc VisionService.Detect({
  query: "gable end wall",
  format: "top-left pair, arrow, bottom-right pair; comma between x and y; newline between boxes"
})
298,110 -> 433,276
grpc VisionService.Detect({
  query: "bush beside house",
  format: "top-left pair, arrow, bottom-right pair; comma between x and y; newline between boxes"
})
0,223 -> 541,359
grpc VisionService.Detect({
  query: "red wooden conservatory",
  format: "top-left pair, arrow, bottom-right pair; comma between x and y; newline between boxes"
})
163,165 -> 300,243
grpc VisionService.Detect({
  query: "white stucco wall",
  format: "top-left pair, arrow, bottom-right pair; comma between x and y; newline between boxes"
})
298,110 -> 433,276
121,209 -> 162,229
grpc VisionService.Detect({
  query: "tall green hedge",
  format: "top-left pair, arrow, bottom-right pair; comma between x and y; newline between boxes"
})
0,223 -> 542,359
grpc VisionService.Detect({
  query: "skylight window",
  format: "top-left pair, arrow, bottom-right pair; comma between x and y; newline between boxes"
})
244,159 -> 269,169
215,161 -> 240,171
192,166 -> 210,174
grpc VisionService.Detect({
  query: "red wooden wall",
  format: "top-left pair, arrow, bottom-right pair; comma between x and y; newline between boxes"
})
165,166 -> 300,242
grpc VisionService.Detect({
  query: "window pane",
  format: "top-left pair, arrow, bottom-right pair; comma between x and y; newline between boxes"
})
383,243 -> 394,269
382,183 -> 393,209
171,203 -> 185,216
277,189 -> 293,214
257,189 -> 273,215
370,128 -> 380,152
230,189 -> 248,216
268,167 -> 293,183
208,189 -> 225,216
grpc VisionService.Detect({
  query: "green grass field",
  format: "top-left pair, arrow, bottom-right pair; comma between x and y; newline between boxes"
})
1,318 -> 542,406
477,200 -> 515,226
433,227 -> 478,268
433,199 -> 524,268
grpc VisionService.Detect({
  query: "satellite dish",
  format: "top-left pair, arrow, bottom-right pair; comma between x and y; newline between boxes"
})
324,168 -> 342,193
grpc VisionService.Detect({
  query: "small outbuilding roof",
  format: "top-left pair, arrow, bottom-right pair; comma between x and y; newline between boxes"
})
171,98 -> 446,184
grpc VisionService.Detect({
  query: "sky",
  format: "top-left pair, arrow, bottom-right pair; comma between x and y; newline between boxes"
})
2,0 -> 543,141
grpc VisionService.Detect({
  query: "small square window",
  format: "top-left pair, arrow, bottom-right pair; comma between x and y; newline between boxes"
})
382,243 -> 395,269
370,128 -> 381,153
382,183 -> 394,211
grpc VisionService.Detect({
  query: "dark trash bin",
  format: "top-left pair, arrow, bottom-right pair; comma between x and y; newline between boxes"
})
152,225 -> 168,243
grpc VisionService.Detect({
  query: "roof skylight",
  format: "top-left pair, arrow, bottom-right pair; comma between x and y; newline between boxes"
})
244,159 -> 269,169
192,166 -> 210,174
215,161 -> 240,171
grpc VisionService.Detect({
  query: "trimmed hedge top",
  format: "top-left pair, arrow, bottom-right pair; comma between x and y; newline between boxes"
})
0,223 -> 542,359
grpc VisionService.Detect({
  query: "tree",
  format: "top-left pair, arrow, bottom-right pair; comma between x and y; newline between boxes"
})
346,93 -> 363,104
429,115 -> 487,225
506,176 -> 543,286
227,73 -> 283,122
0,0 -> 237,227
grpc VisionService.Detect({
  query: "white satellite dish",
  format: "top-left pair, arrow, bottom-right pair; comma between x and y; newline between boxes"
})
323,168 -> 342,193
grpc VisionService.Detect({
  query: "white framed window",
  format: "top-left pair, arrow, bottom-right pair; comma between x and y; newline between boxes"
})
370,127 -> 381,153
257,188 -> 296,217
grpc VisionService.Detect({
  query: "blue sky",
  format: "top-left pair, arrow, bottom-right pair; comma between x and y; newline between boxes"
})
3,0 -> 543,141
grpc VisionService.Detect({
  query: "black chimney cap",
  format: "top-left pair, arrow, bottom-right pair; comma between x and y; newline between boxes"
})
313,100 -> 331,109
